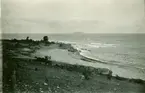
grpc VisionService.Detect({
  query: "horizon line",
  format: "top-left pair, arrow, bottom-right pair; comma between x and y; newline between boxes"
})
2,32 -> 145,34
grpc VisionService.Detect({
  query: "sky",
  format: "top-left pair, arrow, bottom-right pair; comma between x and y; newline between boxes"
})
1,0 -> 145,33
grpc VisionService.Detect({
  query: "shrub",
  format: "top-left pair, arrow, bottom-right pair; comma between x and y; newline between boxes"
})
43,36 -> 49,42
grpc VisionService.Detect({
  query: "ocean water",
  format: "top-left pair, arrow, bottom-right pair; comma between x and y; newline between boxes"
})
2,33 -> 145,80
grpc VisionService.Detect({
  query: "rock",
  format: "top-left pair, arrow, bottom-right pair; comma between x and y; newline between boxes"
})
117,83 -> 120,86
80,74 -> 85,80
39,88 -> 43,93
114,88 -> 117,91
98,68 -> 112,75
57,86 -> 60,89
44,82 -> 48,86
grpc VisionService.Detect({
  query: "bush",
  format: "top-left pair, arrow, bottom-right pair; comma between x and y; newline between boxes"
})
43,36 -> 49,42
129,79 -> 145,84
26,36 -> 29,40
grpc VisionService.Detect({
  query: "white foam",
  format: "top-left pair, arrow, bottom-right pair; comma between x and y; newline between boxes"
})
57,41 -> 77,44
86,43 -> 118,48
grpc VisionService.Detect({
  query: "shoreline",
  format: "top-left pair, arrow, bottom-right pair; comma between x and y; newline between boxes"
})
2,39 -> 145,93
3,39 -> 145,81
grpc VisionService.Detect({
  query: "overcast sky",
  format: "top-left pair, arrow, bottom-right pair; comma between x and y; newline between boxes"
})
2,0 -> 145,33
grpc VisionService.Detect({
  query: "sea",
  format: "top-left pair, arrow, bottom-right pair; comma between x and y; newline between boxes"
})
2,33 -> 145,80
